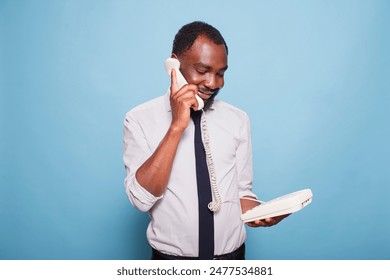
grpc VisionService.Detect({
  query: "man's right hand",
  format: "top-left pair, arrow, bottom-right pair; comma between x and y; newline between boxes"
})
169,68 -> 200,132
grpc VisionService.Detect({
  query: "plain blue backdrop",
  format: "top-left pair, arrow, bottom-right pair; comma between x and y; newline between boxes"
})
1,0 -> 389,260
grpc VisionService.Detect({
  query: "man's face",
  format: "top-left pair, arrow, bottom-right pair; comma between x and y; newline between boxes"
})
174,36 -> 228,103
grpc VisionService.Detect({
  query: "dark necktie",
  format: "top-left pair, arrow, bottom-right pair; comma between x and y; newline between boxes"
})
191,110 -> 214,260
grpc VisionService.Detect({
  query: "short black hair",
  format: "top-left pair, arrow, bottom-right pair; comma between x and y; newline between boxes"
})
172,21 -> 228,57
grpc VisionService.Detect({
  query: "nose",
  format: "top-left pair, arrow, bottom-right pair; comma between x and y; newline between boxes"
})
204,74 -> 221,90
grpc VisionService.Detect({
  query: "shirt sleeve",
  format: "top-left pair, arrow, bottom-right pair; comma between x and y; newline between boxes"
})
236,113 -> 258,199
123,112 -> 163,212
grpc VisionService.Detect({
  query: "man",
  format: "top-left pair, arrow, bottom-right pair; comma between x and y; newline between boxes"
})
123,21 -> 287,260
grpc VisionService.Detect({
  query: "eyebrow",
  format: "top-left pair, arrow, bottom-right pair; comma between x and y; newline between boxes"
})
195,62 -> 228,72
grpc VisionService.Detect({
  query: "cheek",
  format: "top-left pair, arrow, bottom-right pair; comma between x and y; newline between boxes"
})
187,71 -> 224,88
217,77 -> 225,88
180,68 -> 200,85
187,74 -> 204,85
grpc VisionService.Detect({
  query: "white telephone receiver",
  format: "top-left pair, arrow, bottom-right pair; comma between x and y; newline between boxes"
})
165,58 -> 204,111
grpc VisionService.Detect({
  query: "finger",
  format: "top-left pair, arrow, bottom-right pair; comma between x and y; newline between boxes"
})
245,222 -> 258,227
170,68 -> 178,95
246,220 -> 268,227
171,94 -> 197,110
191,94 -> 201,111
171,84 -> 198,101
255,219 -> 270,227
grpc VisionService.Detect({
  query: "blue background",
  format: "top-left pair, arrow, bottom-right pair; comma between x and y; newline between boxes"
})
1,0 -> 389,260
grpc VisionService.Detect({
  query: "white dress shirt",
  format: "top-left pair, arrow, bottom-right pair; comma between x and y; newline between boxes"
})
123,91 -> 256,257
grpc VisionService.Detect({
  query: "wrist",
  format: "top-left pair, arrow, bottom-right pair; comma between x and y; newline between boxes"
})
168,123 -> 186,136
169,120 -> 188,134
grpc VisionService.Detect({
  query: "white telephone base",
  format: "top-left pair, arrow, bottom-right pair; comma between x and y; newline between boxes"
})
241,189 -> 313,223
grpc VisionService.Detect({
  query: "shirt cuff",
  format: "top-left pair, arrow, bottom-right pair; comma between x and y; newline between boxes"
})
239,190 -> 258,200
127,175 -> 163,212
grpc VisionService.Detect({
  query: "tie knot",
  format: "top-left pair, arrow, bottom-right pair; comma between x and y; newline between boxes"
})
191,110 -> 202,122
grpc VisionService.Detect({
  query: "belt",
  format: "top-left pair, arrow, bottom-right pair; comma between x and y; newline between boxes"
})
151,243 -> 245,260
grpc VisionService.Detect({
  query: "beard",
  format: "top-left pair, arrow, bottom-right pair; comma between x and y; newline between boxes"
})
203,90 -> 219,111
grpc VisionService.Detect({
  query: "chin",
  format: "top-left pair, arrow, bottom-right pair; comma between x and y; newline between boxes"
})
203,91 -> 219,111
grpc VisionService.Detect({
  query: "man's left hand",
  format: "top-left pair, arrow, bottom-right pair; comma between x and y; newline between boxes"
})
245,214 -> 290,227
240,196 -> 290,227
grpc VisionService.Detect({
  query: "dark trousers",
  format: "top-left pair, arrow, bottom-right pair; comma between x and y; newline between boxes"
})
151,243 -> 245,260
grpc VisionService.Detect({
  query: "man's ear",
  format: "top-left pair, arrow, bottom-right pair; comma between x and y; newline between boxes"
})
171,53 -> 178,59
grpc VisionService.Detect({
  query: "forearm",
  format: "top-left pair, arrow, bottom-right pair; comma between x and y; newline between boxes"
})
135,125 -> 184,197
240,196 -> 260,214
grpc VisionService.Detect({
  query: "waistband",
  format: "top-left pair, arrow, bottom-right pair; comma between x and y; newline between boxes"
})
151,243 -> 245,260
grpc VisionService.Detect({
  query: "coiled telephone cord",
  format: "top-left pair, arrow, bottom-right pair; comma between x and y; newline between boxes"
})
200,110 -> 223,212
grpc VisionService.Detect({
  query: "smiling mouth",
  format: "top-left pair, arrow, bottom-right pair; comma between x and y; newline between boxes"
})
197,91 -> 214,99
